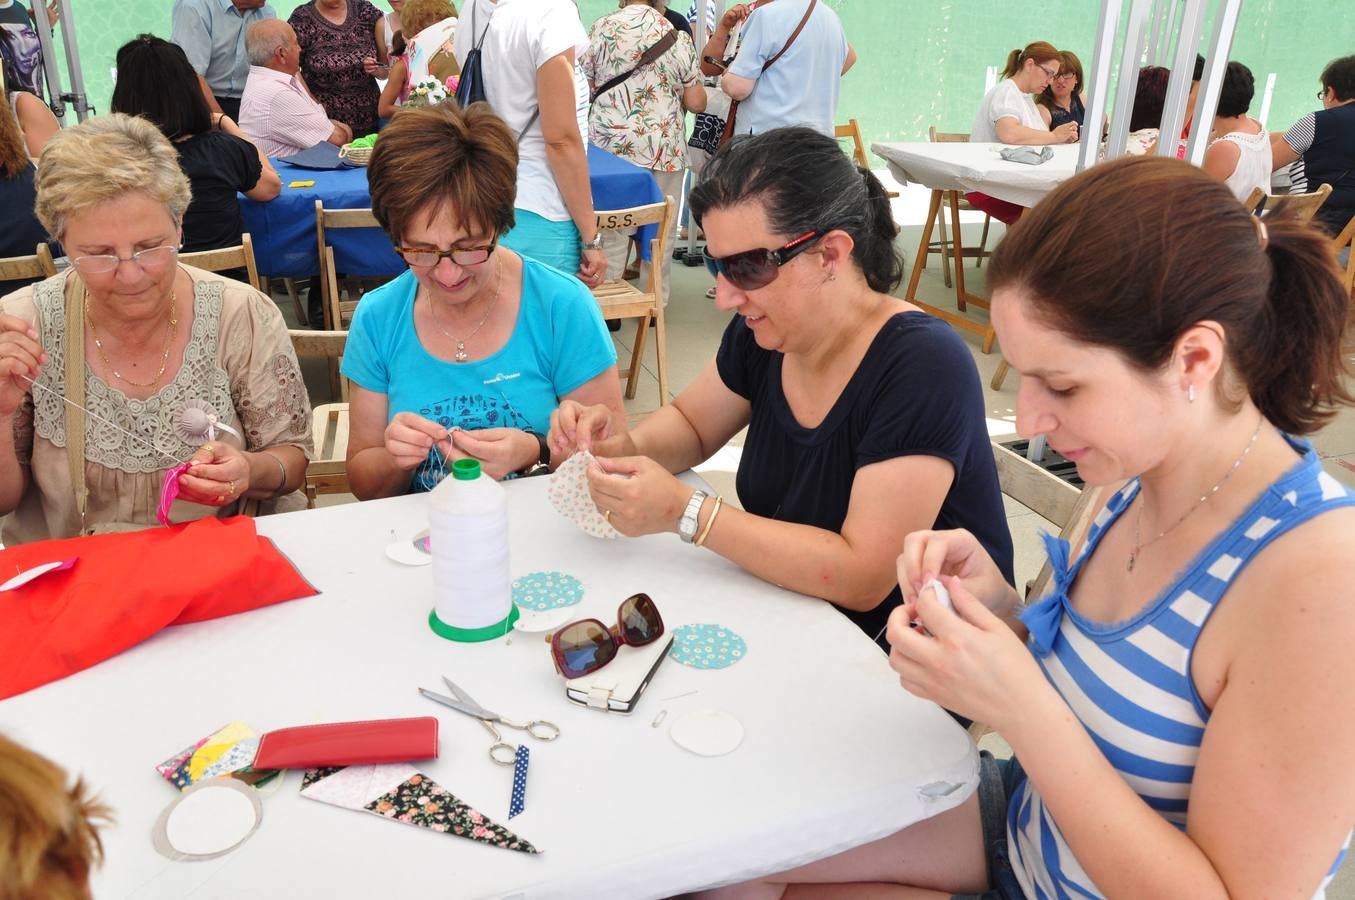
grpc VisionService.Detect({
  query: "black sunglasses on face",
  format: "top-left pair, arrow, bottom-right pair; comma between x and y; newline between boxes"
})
703,230 -> 826,292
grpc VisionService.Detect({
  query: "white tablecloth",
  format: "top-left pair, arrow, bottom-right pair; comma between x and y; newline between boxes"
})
0,477 -> 977,899
873,141 -> 1080,209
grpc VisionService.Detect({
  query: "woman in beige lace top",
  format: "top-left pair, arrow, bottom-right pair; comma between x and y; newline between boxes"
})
0,113 -> 312,544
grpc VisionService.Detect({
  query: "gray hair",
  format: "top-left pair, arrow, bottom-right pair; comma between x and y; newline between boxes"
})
35,113 -> 190,239
246,20 -> 293,67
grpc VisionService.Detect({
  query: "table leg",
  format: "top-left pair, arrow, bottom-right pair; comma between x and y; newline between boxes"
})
948,191 -> 999,354
904,190 -> 943,303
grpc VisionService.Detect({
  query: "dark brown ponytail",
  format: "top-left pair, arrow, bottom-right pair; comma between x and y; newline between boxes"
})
1002,41 -> 1059,80
987,155 -> 1354,435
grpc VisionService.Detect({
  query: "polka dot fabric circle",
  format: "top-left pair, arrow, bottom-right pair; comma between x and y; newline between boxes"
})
669,624 -> 747,669
511,572 -> 585,612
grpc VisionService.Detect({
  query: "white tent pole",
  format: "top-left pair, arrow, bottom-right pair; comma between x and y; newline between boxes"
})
27,0 -> 89,124
1104,0 -> 1155,162
1077,0 -> 1123,172
1155,0 -> 1207,156
1183,0 -> 1245,166
28,0 -> 65,121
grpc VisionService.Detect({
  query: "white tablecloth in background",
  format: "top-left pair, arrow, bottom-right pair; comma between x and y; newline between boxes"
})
0,476 -> 977,899
873,141 -> 1080,209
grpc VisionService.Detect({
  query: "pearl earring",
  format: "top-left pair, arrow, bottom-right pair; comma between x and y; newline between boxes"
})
1188,384 -> 1196,403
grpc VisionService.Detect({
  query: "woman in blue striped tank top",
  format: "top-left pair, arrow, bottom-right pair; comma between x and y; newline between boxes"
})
695,157 -> 1355,899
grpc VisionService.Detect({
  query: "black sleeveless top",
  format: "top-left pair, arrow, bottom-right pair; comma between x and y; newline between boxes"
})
1048,93 -> 1085,130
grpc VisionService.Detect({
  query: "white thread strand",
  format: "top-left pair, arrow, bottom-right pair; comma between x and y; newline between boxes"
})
21,375 -> 185,467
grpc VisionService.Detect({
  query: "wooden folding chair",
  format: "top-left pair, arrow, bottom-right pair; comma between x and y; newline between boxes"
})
1242,186 -> 1265,215
288,329 -> 351,508
0,242 -> 58,283
834,118 -> 899,199
1332,215 -> 1355,300
315,201 -> 386,331
592,197 -> 675,406
928,127 -> 994,295
178,233 -> 261,289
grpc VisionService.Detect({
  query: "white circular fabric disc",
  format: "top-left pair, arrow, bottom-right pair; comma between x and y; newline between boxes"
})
511,606 -> 575,634
669,709 -> 744,757
163,781 -> 260,856
385,536 -> 431,566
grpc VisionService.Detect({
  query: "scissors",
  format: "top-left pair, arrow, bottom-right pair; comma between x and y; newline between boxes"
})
419,677 -> 560,765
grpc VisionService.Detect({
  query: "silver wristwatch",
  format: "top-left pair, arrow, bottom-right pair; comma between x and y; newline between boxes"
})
581,231 -> 605,251
678,490 -> 708,543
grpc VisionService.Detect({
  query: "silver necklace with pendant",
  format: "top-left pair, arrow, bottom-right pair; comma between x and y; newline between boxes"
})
430,256 -> 501,362
1127,417 -> 1263,572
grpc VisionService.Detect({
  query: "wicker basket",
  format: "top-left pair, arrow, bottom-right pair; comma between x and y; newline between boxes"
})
338,143 -> 373,166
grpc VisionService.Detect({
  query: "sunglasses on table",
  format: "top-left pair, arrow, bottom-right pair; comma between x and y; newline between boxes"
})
546,592 -> 665,679
395,241 -> 497,268
703,229 -> 829,292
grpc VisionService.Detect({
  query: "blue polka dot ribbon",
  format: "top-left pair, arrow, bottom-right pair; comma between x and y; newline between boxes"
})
511,572 -> 585,611
669,624 -> 747,669
509,745 -> 529,819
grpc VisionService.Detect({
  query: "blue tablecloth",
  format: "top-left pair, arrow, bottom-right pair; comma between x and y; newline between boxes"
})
241,144 -> 663,278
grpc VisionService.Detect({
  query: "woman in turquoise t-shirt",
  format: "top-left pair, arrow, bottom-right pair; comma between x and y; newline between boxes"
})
342,103 -> 623,497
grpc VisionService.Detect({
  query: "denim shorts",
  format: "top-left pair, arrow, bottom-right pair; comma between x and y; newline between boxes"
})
500,209 -> 581,275
952,750 -> 1029,900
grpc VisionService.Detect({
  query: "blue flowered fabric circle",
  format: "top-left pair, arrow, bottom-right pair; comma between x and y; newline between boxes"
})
511,572 -> 585,611
669,624 -> 747,669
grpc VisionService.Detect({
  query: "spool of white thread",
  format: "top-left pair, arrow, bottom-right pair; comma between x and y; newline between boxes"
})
427,458 -> 516,641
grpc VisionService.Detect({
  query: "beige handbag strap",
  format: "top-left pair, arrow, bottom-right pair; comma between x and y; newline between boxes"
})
62,272 -> 89,528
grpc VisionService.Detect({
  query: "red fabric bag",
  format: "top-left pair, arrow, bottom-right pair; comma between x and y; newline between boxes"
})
0,517 -> 317,700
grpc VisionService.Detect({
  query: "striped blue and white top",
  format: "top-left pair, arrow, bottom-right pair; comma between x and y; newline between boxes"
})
1008,437 -> 1354,899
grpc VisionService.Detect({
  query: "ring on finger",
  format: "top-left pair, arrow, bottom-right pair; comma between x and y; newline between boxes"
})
215,494 -> 225,504
227,479 -> 237,497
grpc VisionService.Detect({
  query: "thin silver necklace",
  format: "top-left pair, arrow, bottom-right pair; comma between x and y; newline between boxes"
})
429,256 -> 501,362
1127,417 -> 1263,572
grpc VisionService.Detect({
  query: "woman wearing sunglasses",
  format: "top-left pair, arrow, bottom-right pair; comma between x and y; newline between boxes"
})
967,41 -> 1077,226
698,159 -> 1355,899
550,126 -> 1014,650
341,103 -> 624,496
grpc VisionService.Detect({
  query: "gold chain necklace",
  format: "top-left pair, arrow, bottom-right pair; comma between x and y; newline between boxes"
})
430,257 -> 501,363
1127,417 -> 1263,572
86,290 -> 178,389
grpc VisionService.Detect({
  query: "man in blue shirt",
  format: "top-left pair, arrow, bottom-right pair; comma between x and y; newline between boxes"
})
1271,55 -> 1355,236
171,0 -> 276,121
718,0 -> 855,137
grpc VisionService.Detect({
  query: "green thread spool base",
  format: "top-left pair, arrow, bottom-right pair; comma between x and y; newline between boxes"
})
428,606 -> 519,642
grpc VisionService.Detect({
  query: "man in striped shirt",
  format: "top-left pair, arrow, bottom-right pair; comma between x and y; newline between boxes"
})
238,19 -> 351,159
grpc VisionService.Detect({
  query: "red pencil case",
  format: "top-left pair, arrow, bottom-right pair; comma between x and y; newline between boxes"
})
252,717 -> 439,769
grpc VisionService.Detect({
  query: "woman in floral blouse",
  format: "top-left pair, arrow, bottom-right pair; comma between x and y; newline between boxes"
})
289,0 -> 384,138
582,0 -> 705,302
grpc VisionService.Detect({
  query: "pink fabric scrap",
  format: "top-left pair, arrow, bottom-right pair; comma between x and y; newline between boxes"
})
157,461 -> 194,526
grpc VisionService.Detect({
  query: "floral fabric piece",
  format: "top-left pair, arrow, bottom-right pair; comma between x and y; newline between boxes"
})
300,765 -> 540,854
512,571 -> 585,611
548,451 -> 619,539
669,623 -> 747,669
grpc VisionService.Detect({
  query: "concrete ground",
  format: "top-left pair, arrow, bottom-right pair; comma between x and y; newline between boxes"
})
290,173 -> 1354,895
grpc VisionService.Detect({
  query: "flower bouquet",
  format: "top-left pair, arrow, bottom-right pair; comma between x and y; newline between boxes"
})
404,75 -> 460,109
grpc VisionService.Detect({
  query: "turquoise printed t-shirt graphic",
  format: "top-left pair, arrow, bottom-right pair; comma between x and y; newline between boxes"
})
341,255 -> 616,492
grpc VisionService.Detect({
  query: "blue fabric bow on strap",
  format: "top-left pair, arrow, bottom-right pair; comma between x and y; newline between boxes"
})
1020,532 -> 1073,656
